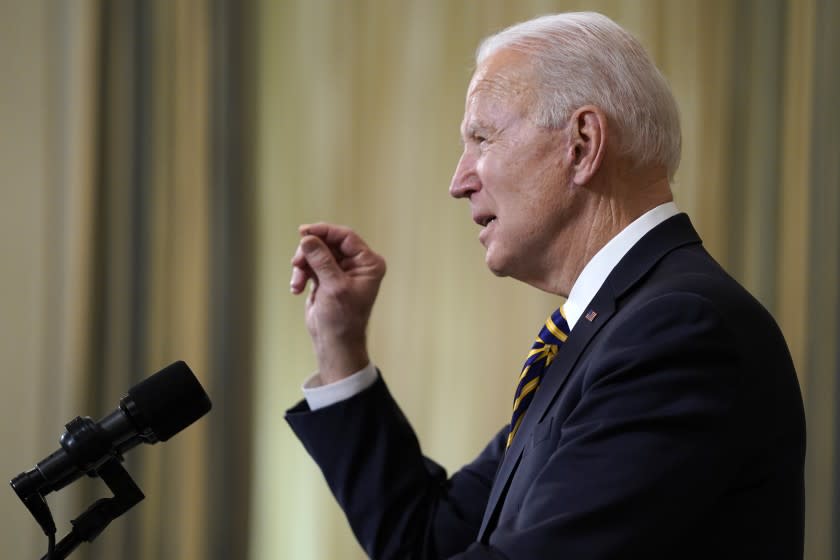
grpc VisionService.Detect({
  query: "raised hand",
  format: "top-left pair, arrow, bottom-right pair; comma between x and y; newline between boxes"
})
290,223 -> 387,383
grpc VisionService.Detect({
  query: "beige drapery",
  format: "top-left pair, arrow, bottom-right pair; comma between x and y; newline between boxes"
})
252,1 -> 839,559
1,1 -> 837,559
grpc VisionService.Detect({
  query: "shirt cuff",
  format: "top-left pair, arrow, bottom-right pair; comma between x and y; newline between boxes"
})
302,362 -> 378,411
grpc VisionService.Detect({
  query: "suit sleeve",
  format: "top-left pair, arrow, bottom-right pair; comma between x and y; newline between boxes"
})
286,373 -> 506,559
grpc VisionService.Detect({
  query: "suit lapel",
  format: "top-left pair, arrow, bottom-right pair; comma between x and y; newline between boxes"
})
476,213 -> 702,541
477,291 -> 616,540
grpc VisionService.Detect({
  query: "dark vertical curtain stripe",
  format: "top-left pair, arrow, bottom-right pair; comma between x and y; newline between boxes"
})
752,0 -> 786,311
88,0 -> 110,425
726,0 -> 786,311
90,2 -> 150,559
78,5 -> 111,552
208,2 -> 256,559
129,0 -> 152,389
810,1 -> 840,558
724,0 -> 751,279
85,2 -> 144,559
807,1 -> 840,559
126,5 -> 153,559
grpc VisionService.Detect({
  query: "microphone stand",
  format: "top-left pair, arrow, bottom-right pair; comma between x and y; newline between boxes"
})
11,414 -> 147,559
10,362 -> 210,558
42,458 -> 144,560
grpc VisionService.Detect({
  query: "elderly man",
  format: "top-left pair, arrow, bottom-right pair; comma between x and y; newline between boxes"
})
286,12 -> 805,560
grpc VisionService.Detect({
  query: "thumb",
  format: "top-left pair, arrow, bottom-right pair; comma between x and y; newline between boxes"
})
301,236 -> 341,283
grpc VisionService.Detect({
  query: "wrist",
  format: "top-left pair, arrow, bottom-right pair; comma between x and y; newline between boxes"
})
313,339 -> 370,384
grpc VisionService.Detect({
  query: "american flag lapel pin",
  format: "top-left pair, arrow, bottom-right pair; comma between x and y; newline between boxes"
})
584,309 -> 598,322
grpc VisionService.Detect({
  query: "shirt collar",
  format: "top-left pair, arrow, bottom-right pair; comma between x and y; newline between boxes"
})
562,202 -> 681,330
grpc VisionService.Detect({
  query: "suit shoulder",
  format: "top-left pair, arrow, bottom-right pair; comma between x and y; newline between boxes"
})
636,245 -> 772,321
613,244 -> 795,378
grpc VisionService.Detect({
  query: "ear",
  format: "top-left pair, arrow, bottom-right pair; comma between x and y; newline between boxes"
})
567,105 -> 607,186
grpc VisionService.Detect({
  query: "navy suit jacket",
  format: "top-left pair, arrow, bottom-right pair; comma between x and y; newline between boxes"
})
286,214 -> 806,559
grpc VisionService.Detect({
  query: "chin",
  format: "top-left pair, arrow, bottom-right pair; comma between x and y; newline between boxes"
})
484,248 -> 511,277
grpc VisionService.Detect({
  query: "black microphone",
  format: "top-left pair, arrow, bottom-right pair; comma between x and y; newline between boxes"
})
11,361 -> 212,502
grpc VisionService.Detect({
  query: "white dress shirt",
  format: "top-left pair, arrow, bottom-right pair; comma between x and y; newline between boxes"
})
303,202 -> 681,410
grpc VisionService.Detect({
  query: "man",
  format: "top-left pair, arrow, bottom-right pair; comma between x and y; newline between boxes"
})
286,12 -> 805,560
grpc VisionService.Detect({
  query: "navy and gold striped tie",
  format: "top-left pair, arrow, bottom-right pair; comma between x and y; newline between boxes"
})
507,306 -> 570,448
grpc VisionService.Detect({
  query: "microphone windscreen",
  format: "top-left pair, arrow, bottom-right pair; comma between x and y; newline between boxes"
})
127,361 -> 212,441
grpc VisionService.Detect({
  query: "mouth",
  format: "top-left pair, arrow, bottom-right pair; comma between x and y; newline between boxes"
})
476,214 -> 497,247
474,214 -> 497,227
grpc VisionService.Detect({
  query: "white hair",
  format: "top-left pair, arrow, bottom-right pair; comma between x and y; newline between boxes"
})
477,12 -> 682,180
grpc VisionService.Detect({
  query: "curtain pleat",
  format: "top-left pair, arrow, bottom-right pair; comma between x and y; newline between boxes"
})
804,1 -> 840,557
206,0 -> 258,558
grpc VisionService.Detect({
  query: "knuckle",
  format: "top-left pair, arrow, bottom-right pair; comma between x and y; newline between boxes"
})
310,250 -> 329,266
308,249 -> 334,271
375,255 -> 387,276
330,280 -> 351,299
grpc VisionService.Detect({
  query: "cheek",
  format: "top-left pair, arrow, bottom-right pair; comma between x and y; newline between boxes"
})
476,156 -> 502,185
515,177 -> 570,238
500,204 -> 552,251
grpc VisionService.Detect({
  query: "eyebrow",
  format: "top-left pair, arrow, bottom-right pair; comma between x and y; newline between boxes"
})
461,119 -> 492,142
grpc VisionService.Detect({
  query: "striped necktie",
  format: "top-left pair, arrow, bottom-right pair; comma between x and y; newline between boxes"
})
507,306 -> 570,448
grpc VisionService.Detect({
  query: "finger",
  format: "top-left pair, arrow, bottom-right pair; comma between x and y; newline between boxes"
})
300,222 -> 353,238
293,237 -> 335,274
338,250 -> 376,271
291,240 -> 308,268
290,264 -> 312,294
300,235 -> 343,285
290,239 -> 315,293
299,223 -> 369,259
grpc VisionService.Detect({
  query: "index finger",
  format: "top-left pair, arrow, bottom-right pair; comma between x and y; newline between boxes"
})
298,222 -> 369,259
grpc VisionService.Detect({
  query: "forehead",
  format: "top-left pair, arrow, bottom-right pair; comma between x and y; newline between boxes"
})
463,49 -> 536,127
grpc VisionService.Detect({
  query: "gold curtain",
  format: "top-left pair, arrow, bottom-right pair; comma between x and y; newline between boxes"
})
253,1 -> 839,559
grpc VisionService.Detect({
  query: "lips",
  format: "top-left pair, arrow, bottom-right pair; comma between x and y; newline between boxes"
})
476,215 -> 497,246
473,213 -> 497,227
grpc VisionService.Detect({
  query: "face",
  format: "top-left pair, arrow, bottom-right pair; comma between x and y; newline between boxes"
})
450,49 -> 585,288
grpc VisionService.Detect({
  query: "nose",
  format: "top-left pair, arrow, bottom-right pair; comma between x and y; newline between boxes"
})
449,149 -> 480,199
